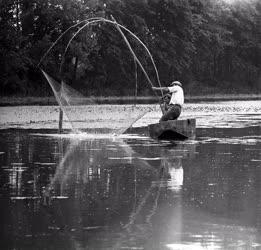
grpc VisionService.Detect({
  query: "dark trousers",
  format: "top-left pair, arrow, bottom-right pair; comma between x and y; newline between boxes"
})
160,104 -> 181,122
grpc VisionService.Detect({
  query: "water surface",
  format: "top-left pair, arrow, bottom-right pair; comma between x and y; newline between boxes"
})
0,100 -> 260,250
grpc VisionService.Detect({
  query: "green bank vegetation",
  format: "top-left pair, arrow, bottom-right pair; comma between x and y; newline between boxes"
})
1,94 -> 260,106
0,0 -> 260,97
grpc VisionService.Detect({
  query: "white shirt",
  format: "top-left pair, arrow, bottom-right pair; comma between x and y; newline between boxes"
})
168,85 -> 184,106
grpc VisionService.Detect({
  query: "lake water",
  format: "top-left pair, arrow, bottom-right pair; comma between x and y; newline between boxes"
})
0,100 -> 260,250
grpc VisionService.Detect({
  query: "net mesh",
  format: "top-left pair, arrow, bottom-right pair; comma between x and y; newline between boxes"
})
41,70 -> 151,134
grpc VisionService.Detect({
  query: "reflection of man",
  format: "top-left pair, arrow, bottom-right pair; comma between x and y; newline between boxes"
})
152,81 -> 184,122
160,157 -> 183,192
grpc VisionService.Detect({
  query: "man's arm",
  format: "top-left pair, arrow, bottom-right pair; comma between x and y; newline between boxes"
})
152,86 -> 178,93
152,86 -> 169,92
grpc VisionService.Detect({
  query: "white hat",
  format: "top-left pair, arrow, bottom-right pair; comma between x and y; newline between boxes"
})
170,81 -> 182,87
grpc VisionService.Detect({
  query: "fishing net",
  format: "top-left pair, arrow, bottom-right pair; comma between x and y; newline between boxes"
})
41,70 -> 152,134
39,17 -> 163,134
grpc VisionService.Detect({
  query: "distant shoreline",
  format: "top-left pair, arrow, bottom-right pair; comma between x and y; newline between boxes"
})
0,94 -> 260,106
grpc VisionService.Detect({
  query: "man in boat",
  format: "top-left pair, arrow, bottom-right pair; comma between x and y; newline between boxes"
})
152,81 -> 184,122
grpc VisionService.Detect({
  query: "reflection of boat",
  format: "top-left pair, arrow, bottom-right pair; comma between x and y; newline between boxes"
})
127,119 -> 196,140
126,136 -> 196,162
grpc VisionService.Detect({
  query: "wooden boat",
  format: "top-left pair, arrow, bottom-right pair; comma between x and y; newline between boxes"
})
148,119 -> 196,140
126,119 -> 196,140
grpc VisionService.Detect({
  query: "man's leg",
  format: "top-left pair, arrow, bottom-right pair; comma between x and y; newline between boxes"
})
159,105 -> 181,122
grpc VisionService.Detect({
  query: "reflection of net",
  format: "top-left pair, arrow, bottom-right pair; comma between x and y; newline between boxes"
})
42,70 -> 151,134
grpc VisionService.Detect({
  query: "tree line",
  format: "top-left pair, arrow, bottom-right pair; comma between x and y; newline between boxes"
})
0,0 -> 260,97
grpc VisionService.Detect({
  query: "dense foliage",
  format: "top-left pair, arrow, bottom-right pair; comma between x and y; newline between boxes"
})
0,0 -> 260,96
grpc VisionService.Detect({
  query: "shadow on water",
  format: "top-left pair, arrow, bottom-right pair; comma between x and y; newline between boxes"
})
0,126 -> 260,249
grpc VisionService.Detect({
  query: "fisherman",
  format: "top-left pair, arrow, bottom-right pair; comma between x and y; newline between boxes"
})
152,81 -> 184,122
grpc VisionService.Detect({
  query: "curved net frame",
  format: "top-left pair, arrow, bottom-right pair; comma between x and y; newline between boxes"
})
40,17 -> 162,134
